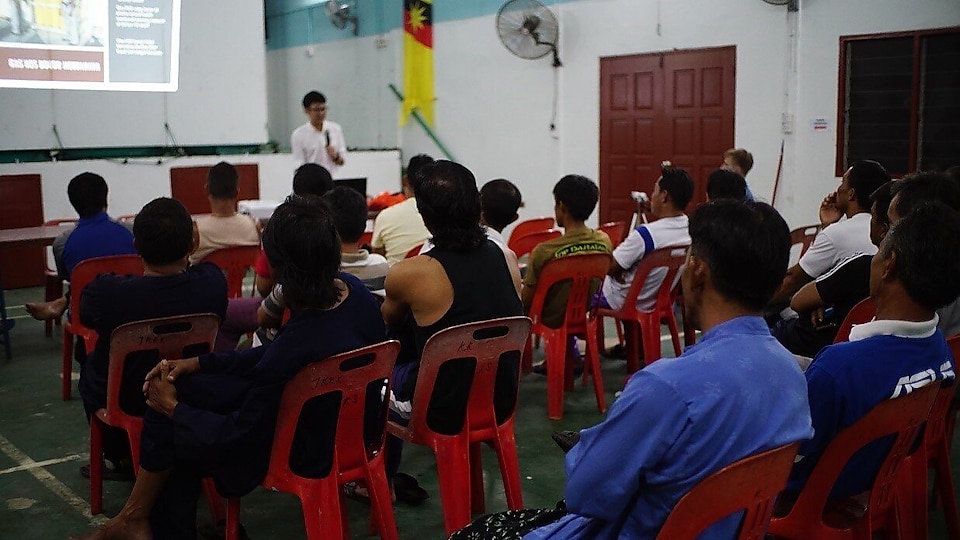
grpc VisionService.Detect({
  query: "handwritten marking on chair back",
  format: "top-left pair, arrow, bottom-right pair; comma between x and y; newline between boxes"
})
457,340 -> 473,353
137,334 -> 164,346
311,374 -> 343,389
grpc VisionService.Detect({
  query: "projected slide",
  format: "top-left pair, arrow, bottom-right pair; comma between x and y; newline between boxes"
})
0,0 -> 180,91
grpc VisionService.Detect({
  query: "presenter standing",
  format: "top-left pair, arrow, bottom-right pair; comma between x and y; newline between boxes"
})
291,90 -> 347,175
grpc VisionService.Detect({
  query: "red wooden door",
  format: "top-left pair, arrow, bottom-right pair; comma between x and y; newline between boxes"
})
600,47 -> 736,223
0,174 -> 45,288
170,164 -> 260,215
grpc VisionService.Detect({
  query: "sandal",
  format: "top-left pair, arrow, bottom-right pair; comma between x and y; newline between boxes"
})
394,473 -> 429,506
343,481 -> 371,505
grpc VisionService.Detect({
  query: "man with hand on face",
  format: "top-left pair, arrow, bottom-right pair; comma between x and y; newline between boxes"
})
291,90 -> 347,174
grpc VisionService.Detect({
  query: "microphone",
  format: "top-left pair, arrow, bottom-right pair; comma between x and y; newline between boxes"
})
324,130 -> 331,147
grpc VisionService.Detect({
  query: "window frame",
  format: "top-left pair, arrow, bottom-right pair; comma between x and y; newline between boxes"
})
836,26 -> 960,177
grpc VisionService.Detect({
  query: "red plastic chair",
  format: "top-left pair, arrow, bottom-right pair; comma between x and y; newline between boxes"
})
526,253 -> 610,419
599,221 -> 627,249
405,243 -> 424,259
89,313 -> 221,515
595,247 -> 687,374
657,442 -> 801,539
509,229 -> 562,260
832,297 -> 877,344
359,230 -> 373,248
790,224 -> 821,261
767,382 -> 939,540
42,218 -> 77,336
203,245 -> 261,298
387,317 -> 532,536
225,340 -> 401,540
507,217 -> 555,250
62,255 -> 144,401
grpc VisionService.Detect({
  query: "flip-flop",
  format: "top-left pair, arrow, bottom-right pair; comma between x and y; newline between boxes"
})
342,481 -> 371,505
394,473 -> 429,506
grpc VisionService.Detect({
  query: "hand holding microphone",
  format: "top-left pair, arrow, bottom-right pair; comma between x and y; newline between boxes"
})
324,130 -> 343,164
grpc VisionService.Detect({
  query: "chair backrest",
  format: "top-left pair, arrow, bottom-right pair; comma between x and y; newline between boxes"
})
789,224 -> 821,260
409,317 -> 532,439
509,229 -> 562,259
203,245 -> 261,298
42,218 -> 77,272
405,243 -> 425,259
507,217 -> 555,248
106,314 -> 221,424
599,221 -> 627,249
927,337 -> 960,448
263,340 -> 400,489
615,246 -> 688,318
832,297 -> 877,344
781,382 -> 938,528
657,442 -> 801,540
69,255 -> 145,338
527,253 -> 611,333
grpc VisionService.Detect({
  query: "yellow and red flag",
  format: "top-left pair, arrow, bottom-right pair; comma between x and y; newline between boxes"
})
402,0 -> 434,126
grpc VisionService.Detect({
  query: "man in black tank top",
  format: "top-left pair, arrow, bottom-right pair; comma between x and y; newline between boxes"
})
381,160 -> 523,486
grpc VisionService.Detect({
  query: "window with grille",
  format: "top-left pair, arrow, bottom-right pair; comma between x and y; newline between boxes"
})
838,28 -> 960,176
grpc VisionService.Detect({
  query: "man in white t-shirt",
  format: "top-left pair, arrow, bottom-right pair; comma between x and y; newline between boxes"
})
371,154 -> 433,265
769,160 -> 889,306
190,162 -> 260,264
290,91 -> 347,175
598,167 -> 693,313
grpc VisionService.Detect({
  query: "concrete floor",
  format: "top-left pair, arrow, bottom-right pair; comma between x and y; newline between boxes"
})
0,284 -> 956,539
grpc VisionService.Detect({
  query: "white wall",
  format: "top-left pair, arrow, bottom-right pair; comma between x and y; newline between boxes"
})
0,151 -> 400,221
266,0 -> 960,237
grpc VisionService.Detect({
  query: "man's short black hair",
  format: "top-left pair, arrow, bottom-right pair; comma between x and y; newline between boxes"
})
848,160 -> 891,208
406,154 -> 434,193
689,200 -> 791,310
891,171 -> 960,216
880,202 -> 960,311
480,178 -> 522,232
869,180 -> 897,230
324,186 -> 368,244
302,91 -> 326,109
263,195 -> 342,310
292,163 -> 334,197
206,161 -> 239,199
553,174 -> 598,222
415,160 -> 486,251
133,198 -> 194,266
67,172 -> 108,218
706,169 -> 747,202
659,167 -> 695,210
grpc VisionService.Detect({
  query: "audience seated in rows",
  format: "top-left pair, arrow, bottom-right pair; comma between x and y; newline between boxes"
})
380,160 -> 523,498
25,172 -> 136,321
521,174 -> 611,332
188,161 -> 260,265
787,201 -> 960,500
77,197 -> 228,482
72,195 -> 387,540
772,181 -> 896,357
769,160 -> 889,309
452,200 -> 813,539
371,153 -> 434,265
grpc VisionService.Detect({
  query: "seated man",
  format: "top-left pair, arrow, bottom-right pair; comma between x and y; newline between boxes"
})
769,160 -> 889,307
788,202 -> 960,499
188,161 -> 260,264
452,200 -> 813,539
596,167 -> 692,357
521,174 -> 611,331
381,160 -> 523,493
371,153 -> 434,265
72,196 -> 387,540
773,181 -> 896,357
721,147 -> 756,200
706,168 -> 748,202
77,197 -> 228,479
253,163 -> 334,297
26,172 -> 136,320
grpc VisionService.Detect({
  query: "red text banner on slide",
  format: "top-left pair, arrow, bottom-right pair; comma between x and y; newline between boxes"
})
0,47 -> 104,83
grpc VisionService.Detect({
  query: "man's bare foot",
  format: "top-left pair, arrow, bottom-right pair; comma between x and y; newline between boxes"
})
69,516 -> 151,540
25,296 -> 68,321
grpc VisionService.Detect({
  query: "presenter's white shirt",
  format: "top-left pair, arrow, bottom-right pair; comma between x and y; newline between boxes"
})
798,212 -> 876,279
290,120 -> 347,175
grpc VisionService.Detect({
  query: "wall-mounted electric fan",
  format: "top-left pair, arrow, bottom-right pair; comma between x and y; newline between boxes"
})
496,0 -> 562,67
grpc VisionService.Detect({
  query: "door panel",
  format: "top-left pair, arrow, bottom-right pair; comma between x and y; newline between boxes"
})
600,47 -> 735,223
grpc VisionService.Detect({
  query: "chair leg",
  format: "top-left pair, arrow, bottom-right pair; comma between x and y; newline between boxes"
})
303,484 -> 345,540
202,478 -> 225,523
584,327 -> 606,414
521,335 -> 533,373
365,464 -> 399,540
89,419 -> 103,515
932,441 -> 960,540
664,311 -> 682,358
545,333 -> 567,420
434,440 -> 473,536
225,498 -> 241,540
492,435 -> 524,511
62,330 -> 73,400
624,321 -> 641,374
470,442 -> 485,514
